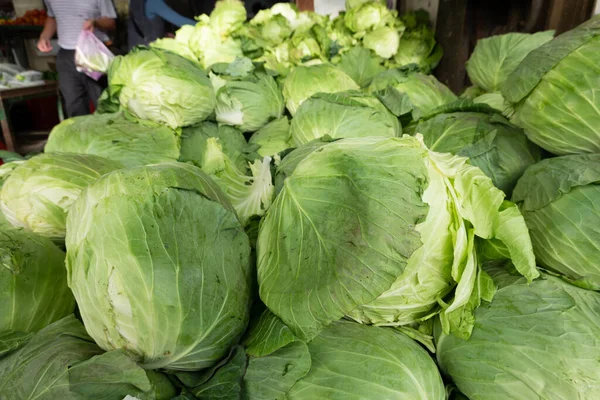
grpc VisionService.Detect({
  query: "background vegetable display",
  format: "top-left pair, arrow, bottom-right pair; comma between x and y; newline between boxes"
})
436,262 -> 600,400
2,1 -> 600,399
512,154 -> 600,289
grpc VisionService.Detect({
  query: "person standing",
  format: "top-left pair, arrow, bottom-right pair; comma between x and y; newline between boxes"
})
37,1 -> 117,117
128,0 -> 195,49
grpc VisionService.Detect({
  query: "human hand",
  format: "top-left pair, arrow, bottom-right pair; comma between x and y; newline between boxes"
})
37,37 -> 52,52
83,19 -> 95,31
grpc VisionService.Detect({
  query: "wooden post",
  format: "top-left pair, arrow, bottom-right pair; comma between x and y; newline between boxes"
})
546,0 -> 595,33
296,0 -> 315,11
434,0 -> 470,94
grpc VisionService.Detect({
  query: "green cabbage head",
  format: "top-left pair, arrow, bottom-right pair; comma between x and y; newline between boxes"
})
0,227 -> 74,333
436,262 -> 600,400
290,91 -> 401,145
0,153 -> 122,241
106,47 -> 215,129
503,17 -> 600,155
407,101 -> 541,196
258,136 -> 538,342
66,163 -> 252,371
45,112 -> 180,168
239,310 -> 445,400
282,64 -> 359,115
512,154 -> 600,289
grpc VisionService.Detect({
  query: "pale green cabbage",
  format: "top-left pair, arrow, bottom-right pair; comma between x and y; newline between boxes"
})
512,154 -> 600,289
0,227 -> 74,333
66,163 -> 252,371
45,112 -> 180,168
436,262 -> 600,400
0,153 -> 122,241
258,136 -> 538,341
105,47 -> 215,129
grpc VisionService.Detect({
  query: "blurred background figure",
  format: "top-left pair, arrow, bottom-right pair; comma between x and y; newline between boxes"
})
38,0 -> 117,117
127,0 -> 195,49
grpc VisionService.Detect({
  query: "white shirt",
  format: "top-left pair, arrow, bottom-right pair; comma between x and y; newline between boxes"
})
44,0 -> 117,50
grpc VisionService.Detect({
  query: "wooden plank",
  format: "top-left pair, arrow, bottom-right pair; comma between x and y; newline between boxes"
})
547,0 -> 595,33
0,98 -> 15,152
434,0 -> 470,94
296,0 -> 315,11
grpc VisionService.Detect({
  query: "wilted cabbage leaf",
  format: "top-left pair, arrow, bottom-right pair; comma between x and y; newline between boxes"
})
45,112 -> 180,168
0,153 -> 122,241
512,154 -> 600,289
436,262 -> 600,400
66,163 -> 252,371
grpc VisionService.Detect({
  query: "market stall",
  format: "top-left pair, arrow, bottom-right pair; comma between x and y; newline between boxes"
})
0,1 -> 599,399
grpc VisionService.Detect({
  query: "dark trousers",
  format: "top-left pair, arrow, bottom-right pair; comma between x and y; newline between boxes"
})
56,48 -> 106,118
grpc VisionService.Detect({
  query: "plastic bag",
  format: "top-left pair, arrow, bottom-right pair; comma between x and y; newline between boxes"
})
75,30 -> 114,81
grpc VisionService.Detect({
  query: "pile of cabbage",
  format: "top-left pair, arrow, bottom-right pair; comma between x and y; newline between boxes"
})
1,1 -> 600,399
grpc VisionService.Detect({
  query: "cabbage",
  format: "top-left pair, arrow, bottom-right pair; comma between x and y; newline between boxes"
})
249,116 -> 293,157
0,153 -> 122,241
209,0 -> 247,36
214,66 -> 285,132
0,227 -> 74,333
436,262 -> 600,400
290,91 -> 401,145
512,154 -> 600,289
407,101 -> 541,196
466,31 -> 554,92
188,309 -> 445,399
503,17 -> 600,155
150,38 -> 199,63
258,136 -> 538,341
45,112 -> 180,168
66,163 -> 252,371
105,47 -> 215,129
282,64 -> 359,115
369,69 -> 457,119
393,26 -> 442,73
179,122 -> 249,172
344,1 -> 394,34
186,19 -> 244,69
335,46 -> 385,88
0,315 -> 176,399
363,25 -> 400,59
